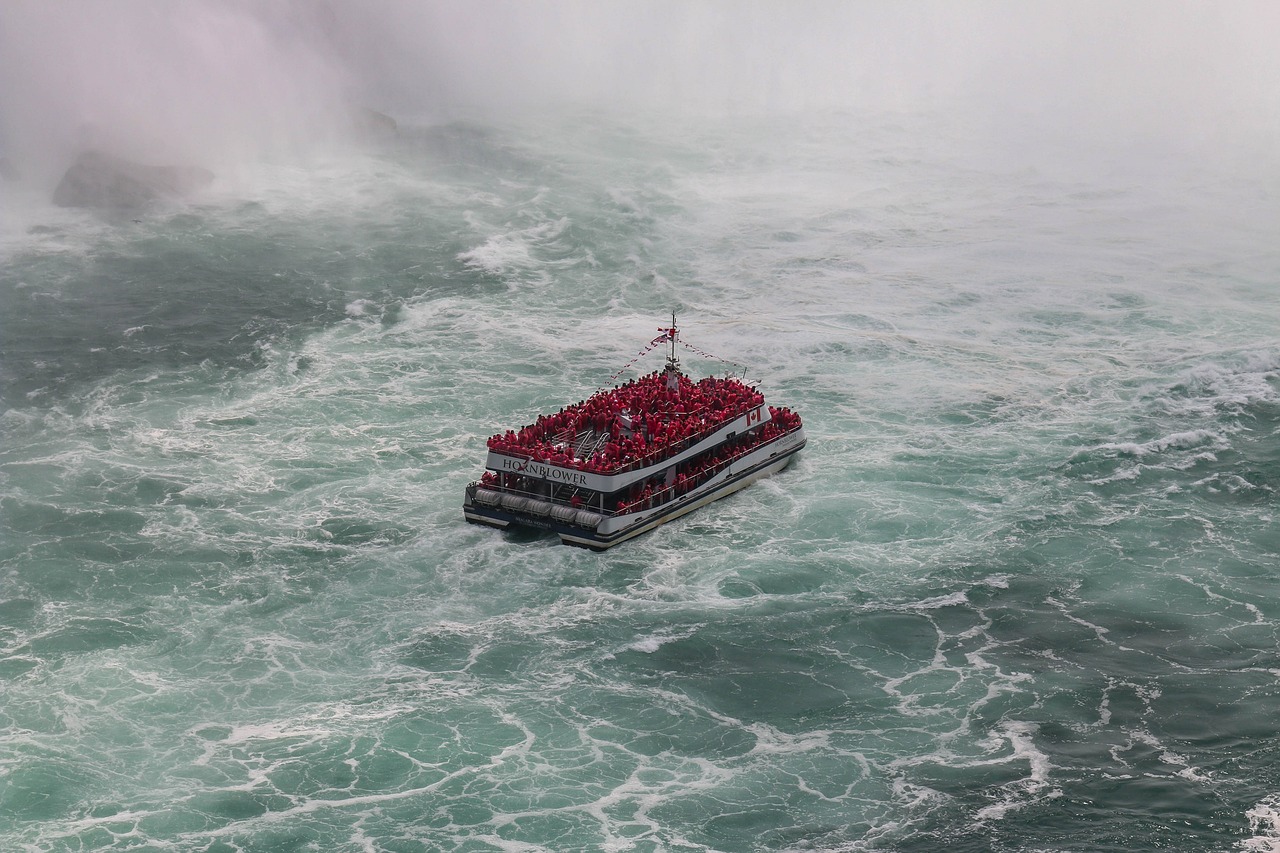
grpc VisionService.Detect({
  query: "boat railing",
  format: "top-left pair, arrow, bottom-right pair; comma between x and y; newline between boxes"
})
575,429 -> 609,460
489,421 -> 715,474
472,421 -> 802,518
607,401 -> 765,473
488,399 -> 760,475
602,422 -> 803,516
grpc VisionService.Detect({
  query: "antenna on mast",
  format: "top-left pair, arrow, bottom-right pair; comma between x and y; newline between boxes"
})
668,312 -> 679,367
663,311 -> 680,390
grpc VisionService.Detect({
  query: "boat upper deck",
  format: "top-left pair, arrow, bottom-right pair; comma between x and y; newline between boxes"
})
485,369 -> 793,476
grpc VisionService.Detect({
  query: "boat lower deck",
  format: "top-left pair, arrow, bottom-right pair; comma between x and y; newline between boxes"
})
464,430 -> 805,550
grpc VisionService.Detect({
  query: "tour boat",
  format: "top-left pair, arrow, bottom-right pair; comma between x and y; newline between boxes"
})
463,319 -> 806,550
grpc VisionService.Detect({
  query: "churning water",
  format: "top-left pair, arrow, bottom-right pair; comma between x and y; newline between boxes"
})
2,110 -> 1279,851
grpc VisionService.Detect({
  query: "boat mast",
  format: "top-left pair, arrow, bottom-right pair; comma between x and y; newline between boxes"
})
669,313 -> 680,367
664,311 -> 681,391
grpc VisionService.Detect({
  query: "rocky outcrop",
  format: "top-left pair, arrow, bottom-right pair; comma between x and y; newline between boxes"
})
355,107 -> 399,139
52,151 -> 214,210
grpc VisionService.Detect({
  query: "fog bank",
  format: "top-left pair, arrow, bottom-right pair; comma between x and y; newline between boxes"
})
2,0 -> 1277,186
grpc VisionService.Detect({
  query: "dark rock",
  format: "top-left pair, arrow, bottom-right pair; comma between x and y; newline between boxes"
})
356,107 -> 398,138
52,150 -> 214,210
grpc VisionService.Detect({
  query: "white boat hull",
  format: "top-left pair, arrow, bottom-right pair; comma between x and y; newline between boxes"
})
464,428 -> 805,550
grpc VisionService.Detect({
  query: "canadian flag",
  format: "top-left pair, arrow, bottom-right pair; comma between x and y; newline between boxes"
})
746,407 -> 762,427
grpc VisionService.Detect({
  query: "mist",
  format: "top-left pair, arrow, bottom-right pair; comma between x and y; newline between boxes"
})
345,0 -> 1279,173
2,0 -> 1277,189
0,0 -> 354,186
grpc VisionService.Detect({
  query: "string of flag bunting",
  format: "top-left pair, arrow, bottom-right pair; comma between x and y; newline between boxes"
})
593,331 -> 674,394
594,327 -> 746,395
677,338 -> 746,378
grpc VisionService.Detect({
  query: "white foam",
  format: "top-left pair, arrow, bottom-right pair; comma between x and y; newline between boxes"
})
1243,794 -> 1280,852
1092,428 -> 1223,460
626,633 -> 676,654
908,592 -> 970,611
456,217 -> 569,282
458,232 -> 535,277
972,721 -> 1058,822
221,721 -> 333,745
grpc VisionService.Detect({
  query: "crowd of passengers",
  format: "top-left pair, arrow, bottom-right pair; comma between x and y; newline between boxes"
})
485,370 -> 772,472
611,405 -> 803,513
479,405 -> 803,515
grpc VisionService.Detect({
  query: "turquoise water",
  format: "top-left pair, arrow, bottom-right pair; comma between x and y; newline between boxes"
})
2,112 -> 1280,851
